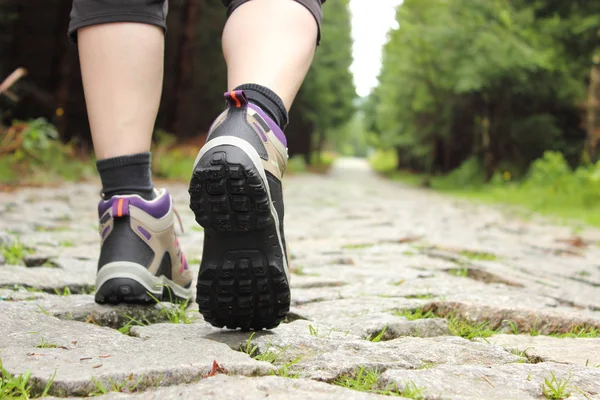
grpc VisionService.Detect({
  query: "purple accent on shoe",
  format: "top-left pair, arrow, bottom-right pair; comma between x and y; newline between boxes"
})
252,121 -> 268,142
128,191 -> 171,219
101,226 -> 110,239
224,90 -> 248,108
137,226 -> 152,240
248,103 -> 287,147
98,198 -> 113,218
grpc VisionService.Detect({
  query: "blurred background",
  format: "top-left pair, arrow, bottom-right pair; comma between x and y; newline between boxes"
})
1,0 -> 599,225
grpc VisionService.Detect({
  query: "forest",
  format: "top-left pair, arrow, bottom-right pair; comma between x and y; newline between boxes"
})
0,0 -> 354,177
366,0 -> 600,225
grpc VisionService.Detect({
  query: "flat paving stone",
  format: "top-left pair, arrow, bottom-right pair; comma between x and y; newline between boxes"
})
484,334 -> 600,367
0,303 -> 273,397
378,363 -> 600,400
52,375 -> 396,400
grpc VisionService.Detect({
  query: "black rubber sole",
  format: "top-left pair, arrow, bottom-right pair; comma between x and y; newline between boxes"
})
189,145 -> 290,330
95,277 -> 189,305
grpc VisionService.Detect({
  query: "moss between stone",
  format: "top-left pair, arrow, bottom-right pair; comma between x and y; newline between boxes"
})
394,305 -> 600,340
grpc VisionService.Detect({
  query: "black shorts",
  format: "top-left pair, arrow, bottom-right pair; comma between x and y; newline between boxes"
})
68,0 -> 324,43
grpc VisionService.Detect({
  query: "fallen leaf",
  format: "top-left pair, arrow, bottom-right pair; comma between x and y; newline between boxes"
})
556,236 -> 588,248
71,340 -> 78,345
396,236 -> 423,244
92,364 -> 103,369
99,354 -> 111,359
206,360 -> 228,377
80,357 -> 92,361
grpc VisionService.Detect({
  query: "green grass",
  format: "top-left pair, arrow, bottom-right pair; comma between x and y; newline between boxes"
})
366,326 -> 388,342
0,358 -> 55,399
394,308 -> 437,321
36,337 -> 59,349
53,286 -> 72,296
448,267 -> 469,277
90,375 -> 144,396
342,243 -> 374,250
333,367 -> 424,398
542,372 -> 571,400
238,333 -> 301,378
436,186 -> 600,228
118,315 -> 151,336
147,290 -> 193,324
458,250 -> 498,261
446,315 -> 497,340
387,171 -> 600,228
373,150 -> 600,228
550,325 -> 599,338
404,293 -> 435,300
0,240 -> 33,266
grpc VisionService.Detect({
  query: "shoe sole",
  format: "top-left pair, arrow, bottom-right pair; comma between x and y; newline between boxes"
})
189,139 -> 290,331
95,262 -> 193,305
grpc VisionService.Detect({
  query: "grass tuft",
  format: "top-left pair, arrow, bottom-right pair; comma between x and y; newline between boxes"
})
0,358 -> 55,398
550,325 -> 599,338
542,372 -> 571,399
0,239 -> 33,266
333,367 -> 424,398
366,326 -> 388,342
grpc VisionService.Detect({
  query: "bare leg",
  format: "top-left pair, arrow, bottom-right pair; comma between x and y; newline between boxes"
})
78,23 -> 164,160
222,0 -> 318,109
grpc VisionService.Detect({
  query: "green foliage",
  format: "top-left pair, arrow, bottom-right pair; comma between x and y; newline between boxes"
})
151,131 -> 195,181
373,0 -> 598,177
0,119 -> 95,185
293,0 -> 356,160
287,155 -> 308,174
369,149 -> 398,174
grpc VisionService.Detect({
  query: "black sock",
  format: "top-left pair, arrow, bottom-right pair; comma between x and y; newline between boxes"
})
234,83 -> 289,129
96,152 -> 155,200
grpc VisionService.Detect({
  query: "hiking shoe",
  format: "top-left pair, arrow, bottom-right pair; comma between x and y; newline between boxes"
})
189,90 -> 290,330
95,189 -> 193,304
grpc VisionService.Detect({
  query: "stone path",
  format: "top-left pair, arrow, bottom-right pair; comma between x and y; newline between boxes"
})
1,158 -> 600,399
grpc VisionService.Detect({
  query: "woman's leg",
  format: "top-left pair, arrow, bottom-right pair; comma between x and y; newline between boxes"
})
70,1 -> 193,305
191,0 -> 323,330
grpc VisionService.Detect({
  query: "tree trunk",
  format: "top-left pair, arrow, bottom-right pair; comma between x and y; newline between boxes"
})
586,58 -> 600,163
170,0 -> 200,136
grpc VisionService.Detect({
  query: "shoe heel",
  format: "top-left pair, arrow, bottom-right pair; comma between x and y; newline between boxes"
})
189,145 -> 289,330
189,145 -> 274,232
